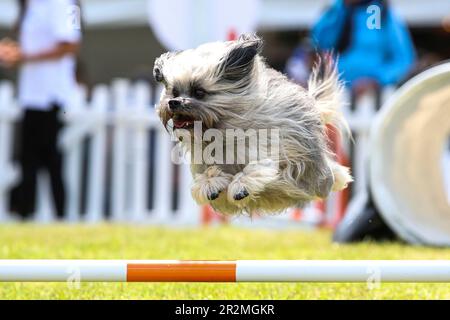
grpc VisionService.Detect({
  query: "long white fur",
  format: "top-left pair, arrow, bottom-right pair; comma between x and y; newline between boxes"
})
155,34 -> 352,215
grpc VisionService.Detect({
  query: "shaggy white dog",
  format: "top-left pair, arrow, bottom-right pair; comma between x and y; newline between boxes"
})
154,34 -> 352,215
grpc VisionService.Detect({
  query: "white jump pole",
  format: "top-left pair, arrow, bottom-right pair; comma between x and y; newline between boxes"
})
0,260 -> 449,282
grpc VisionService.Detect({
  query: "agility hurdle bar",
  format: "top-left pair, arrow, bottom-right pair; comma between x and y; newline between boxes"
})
0,260 -> 450,282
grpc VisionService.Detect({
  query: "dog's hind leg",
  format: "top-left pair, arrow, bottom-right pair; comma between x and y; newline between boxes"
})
191,166 -> 233,204
329,161 -> 353,192
227,159 -> 279,206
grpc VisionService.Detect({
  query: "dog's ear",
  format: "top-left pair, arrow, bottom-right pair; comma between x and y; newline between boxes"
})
219,33 -> 263,82
153,51 -> 178,83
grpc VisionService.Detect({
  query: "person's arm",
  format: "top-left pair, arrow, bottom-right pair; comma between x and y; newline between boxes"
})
34,0 -> 82,62
376,12 -> 416,86
1,0 -> 81,67
311,0 -> 350,50
22,42 -> 80,63
0,37 -> 80,67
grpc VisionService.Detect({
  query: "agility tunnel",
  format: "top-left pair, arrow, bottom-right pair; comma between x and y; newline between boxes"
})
336,62 -> 450,246
0,260 -> 449,282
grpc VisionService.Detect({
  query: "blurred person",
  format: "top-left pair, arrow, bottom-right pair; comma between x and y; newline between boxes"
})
0,0 -> 82,220
311,0 -> 416,98
311,0 -> 415,242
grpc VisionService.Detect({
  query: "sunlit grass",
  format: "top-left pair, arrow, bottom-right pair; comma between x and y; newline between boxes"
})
0,224 -> 449,299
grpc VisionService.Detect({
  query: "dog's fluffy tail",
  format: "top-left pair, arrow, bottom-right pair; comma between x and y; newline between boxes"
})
307,54 -> 349,133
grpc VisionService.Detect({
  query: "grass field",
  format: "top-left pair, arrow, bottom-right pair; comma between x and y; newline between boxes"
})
0,224 -> 449,299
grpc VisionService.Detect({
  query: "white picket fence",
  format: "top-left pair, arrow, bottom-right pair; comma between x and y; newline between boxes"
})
0,79 -> 392,226
0,80 -> 200,225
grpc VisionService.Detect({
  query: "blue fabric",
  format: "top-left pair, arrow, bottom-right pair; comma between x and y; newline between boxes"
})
311,0 -> 416,87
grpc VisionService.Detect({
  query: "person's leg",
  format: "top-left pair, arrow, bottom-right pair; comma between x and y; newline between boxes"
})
45,105 -> 66,219
18,110 -> 40,219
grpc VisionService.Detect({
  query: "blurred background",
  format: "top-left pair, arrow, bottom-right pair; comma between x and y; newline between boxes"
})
1,0 -> 449,84
0,0 -> 449,245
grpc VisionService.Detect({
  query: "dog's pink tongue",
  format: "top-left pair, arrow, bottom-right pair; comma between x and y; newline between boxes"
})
173,120 -> 189,128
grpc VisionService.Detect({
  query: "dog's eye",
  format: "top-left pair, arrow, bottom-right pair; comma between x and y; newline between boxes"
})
172,88 -> 180,97
192,88 -> 206,99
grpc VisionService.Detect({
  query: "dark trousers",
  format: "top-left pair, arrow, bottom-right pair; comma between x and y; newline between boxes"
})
18,105 -> 66,219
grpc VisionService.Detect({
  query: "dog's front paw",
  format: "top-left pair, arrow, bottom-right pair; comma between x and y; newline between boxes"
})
227,174 -> 251,205
233,188 -> 249,201
191,166 -> 232,204
207,190 -> 221,201
191,181 -> 226,204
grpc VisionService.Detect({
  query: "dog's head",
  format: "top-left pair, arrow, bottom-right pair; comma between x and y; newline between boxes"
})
154,33 -> 263,131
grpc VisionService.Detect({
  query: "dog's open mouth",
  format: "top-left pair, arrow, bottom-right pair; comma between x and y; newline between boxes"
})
172,114 -> 196,129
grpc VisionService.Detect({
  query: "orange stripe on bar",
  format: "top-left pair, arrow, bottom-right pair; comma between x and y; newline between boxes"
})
126,261 -> 237,282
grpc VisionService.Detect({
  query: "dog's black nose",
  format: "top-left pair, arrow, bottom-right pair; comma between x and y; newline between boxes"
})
168,99 -> 182,111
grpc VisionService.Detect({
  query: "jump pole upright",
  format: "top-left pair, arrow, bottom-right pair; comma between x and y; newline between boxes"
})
0,260 -> 450,282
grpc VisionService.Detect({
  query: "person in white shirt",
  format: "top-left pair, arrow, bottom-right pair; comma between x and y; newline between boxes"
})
0,0 -> 82,219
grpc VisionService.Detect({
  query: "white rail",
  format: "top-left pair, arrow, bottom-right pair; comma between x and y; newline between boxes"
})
0,260 -> 449,282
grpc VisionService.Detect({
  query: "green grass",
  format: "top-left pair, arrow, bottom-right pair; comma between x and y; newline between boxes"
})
0,224 -> 449,299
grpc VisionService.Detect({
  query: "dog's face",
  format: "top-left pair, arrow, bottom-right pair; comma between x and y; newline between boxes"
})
154,34 -> 263,131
